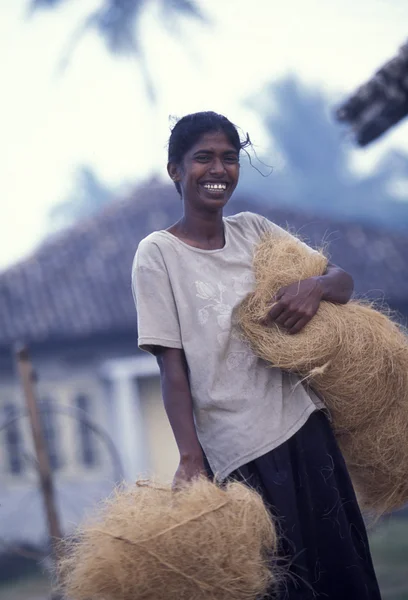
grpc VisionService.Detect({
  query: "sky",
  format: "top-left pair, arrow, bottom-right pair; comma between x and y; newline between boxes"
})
1,0 -> 408,270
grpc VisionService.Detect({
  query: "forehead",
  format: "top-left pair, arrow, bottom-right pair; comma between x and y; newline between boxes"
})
188,131 -> 238,155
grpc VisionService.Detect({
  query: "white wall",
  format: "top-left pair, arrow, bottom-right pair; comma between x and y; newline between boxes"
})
0,353 -> 179,544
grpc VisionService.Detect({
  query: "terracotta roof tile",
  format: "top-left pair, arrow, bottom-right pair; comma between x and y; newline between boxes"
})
0,182 -> 407,347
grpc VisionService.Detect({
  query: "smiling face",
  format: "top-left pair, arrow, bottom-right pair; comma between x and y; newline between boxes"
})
168,130 -> 240,213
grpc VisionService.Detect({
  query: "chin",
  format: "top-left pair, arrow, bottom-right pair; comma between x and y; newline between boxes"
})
204,197 -> 230,211
201,189 -> 234,208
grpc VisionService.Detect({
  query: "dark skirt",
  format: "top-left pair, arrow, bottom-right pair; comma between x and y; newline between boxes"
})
205,411 -> 382,600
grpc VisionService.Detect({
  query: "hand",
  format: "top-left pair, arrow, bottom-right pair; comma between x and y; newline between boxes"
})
172,453 -> 206,490
262,277 -> 323,334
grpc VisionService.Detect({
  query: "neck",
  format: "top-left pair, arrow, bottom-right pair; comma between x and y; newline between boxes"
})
179,206 -> 224,242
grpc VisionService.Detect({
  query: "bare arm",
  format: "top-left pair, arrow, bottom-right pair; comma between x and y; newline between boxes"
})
264,263 -> 354,334
316,263 -> 354,304
156,347 -> 205,486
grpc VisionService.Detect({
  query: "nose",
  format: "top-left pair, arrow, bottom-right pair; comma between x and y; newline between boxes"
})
209,157 -> 226,176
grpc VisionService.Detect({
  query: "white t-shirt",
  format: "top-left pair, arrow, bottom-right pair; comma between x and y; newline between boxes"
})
132,211 -> 323,479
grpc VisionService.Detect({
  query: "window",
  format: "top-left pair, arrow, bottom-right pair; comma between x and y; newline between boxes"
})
3,403 -> 24,475
40,398 -> 62,470
76,395 -> 97,467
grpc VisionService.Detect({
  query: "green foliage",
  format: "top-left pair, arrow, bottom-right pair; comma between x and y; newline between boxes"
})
0,547 -> 41,585
370,517 -> 408,600
0,574 -> 50,600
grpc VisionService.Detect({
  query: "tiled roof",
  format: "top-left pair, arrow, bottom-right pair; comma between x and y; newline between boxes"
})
1,181 -> 407,347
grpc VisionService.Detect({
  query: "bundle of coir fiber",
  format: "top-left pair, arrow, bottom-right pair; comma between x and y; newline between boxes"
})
238,233 -> 408,516
56,478 -> 278,600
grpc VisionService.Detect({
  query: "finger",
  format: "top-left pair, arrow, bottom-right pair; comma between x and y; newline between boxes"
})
260,303 -> 282,326
274,306 -> 296,326
281,315 -> 300,331
173,477 -> 190,491
266,302 -> 286,322
273,289 -> 285,301
172,480 -> 182,492
288,316 -> 310,335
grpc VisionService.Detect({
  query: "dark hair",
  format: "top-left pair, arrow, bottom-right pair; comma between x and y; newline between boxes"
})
168,111 -> 251,195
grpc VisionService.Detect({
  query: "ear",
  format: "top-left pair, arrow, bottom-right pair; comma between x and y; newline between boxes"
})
167,162 -> 181,183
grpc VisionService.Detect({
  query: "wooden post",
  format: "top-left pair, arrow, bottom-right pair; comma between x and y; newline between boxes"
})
15,345 -> 63,559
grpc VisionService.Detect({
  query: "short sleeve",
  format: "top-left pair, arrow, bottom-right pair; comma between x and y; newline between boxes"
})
132,238 -> 182,355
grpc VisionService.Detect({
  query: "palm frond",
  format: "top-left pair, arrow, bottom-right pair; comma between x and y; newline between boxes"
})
85,0 -> 147,55
29,0 -> 67,9
158,0 -> 207,37
27,0 -> 67,19
159,0 -> 205,21
29,0 -> 204,53
336,40 -> 408,146
28,0 -> 206,102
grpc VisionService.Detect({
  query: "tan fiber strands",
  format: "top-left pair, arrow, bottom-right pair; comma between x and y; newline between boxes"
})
238,233 -> 408,516
56,477 -> 278,600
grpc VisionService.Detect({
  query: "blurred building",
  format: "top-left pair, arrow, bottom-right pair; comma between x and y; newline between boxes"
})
1,180 -> 408,545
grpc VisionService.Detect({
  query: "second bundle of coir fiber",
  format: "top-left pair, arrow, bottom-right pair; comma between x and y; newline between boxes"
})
238,233 -> 408,516
56,478 -> 278,600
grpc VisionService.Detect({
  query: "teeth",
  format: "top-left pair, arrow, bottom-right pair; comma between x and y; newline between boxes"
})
203,183 -> 227,190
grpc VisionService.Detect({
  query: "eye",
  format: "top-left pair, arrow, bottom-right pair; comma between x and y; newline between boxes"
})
195,155 -> 211,163
224,155 -> 239,164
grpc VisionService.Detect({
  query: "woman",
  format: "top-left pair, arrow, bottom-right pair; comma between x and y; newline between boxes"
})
132,111 -> 381,599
